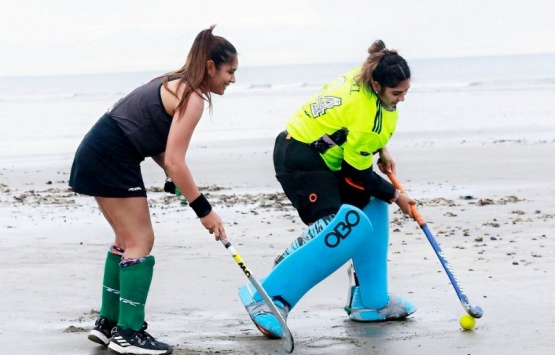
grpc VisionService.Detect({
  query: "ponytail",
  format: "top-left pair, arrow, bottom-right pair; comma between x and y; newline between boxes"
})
162,25 -> 237,115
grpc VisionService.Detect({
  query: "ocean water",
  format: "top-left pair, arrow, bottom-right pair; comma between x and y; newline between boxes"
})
0,53 -> 554,165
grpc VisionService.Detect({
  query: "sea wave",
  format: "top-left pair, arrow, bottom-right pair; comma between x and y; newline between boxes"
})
467,77 -> 555,88
406,77 -> 555,93
1,74 -> 553,102
234,81 -> 322,91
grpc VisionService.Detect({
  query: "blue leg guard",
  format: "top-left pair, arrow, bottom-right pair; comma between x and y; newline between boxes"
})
352,199 -> 390,307
239,204 -> 373,338
273,214 -> 336,266
346,198 -> 416,321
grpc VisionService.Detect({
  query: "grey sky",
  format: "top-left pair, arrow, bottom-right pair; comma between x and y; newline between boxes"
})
1,0 -> 554,76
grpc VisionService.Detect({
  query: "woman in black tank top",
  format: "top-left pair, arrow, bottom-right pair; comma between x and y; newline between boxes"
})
69,25 -> 238,354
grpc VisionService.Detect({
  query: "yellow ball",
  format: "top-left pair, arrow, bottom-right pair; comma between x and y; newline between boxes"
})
459,314 -> 476,330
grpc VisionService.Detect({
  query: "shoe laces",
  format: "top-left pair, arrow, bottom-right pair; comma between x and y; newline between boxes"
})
134,322 -> 158,345
247,297 -> 290,320
96,317 -> 116,332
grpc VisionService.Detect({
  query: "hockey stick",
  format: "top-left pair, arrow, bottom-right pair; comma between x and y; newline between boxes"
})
386,172 -> 484,319
220,239 -> 295,353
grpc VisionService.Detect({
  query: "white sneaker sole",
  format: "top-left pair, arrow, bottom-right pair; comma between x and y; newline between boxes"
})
88,329 -> 110,346
108,339 -> 171,355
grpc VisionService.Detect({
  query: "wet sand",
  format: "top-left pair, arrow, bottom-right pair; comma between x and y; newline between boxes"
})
1,131 -> 554,354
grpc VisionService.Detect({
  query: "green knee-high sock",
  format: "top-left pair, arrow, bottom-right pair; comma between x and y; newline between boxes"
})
99,251 -> 122,322
118,255 -> 155,331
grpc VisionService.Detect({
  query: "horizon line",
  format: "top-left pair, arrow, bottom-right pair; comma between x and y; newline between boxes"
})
1,52 -> 554,79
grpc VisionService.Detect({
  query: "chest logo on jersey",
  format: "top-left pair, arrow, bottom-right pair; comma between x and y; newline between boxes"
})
310,95 -> 342,118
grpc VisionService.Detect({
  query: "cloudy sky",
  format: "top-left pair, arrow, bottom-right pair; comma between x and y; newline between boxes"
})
1,0 -> 554,76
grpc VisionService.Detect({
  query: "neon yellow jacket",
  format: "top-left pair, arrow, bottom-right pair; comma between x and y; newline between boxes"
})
286,67 -> 398,171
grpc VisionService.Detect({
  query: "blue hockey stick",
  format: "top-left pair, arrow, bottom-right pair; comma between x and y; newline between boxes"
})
387,172 -> 483,319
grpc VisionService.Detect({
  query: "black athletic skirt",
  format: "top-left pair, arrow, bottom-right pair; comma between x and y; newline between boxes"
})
69,113 -> 148,198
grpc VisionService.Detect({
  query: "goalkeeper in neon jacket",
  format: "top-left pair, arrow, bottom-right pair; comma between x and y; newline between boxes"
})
238,40 -> 417,339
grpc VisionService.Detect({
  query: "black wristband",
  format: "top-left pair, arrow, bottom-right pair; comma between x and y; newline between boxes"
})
164,178 -> 176,194
189,193 -> 212,218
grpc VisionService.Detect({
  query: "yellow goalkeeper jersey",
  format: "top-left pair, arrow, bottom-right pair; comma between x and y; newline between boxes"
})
286,67 -> 398,171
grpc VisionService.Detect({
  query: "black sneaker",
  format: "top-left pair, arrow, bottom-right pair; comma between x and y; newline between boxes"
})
108,322 -> 173,355
88,317 -> 117,346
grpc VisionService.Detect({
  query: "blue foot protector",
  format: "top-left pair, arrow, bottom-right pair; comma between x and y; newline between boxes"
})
239,282 -> 289,339
346,286 -> 416,321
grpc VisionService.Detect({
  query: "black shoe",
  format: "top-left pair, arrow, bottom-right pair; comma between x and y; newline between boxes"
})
108,322 -> 173,355
88,317 -> 117,346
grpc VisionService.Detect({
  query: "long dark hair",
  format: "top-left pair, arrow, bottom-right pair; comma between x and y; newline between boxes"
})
356,40 -> 410,94
162,25 -> 237,114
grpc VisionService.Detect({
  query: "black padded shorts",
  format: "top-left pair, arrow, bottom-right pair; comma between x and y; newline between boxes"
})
69,114 -> 147,198
273,131 -> 342,224
273,131 -> 372,224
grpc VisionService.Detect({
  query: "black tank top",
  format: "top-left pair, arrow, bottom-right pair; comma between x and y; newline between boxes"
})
109,77 -> 173,158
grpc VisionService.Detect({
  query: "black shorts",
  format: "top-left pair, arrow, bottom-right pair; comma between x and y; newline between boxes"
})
69,114 -> 147,198
273,131 -> 341,224
273,131 -> 372,224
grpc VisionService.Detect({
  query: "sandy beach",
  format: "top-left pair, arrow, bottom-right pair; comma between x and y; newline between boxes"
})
1,126 -> 554,355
